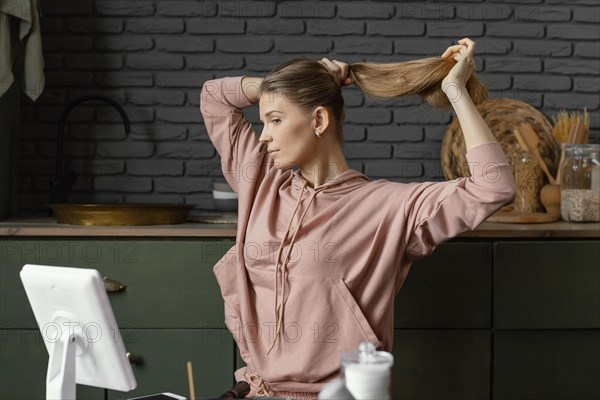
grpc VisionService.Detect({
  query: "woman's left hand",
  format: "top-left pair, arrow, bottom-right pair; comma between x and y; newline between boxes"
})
440,38 -> 476,90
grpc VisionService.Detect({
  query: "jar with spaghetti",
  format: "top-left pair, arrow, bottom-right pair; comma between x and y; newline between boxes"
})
513,149 -> 544,213
560,144 -> 600,222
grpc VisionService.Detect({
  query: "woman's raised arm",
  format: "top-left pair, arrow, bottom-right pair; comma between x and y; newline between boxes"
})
241,76 -> 263,104
440,38 -> 496,152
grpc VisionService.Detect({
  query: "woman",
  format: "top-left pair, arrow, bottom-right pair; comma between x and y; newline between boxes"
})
200,38 -> 516,399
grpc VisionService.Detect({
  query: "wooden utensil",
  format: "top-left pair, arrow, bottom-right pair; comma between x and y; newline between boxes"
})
514,124 -> 556,185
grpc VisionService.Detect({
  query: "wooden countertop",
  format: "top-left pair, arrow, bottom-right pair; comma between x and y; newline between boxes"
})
1,218 -> 599,238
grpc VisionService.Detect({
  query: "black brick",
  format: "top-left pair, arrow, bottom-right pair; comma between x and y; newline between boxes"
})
573,77 -> 600,93
343,126 -> 366,141
95,176 -> 153,193
487,22 -> 544,38
345,144 -> 392,159
306,20 -> 364,36
344,109 -> 393,124
126,160 -> 184,176
126,19 -> 184,34
544,93 -> 599,110
156,1 -> 217,17
248,20 -> 305,35
188,55 -> 244,70
335,38 -> 393,54
396,3 -> 455,21
65,55 -> 123,70
427,22 -> 484,37
96,73 -> 154,87
187,19 -> 245,34
394,142 -> 441,159
155,178 -> 206,194
547,24 -> 599,40
369,126 -> 424,142
574,43 -> 600,59
513,75 -> 571,91
278,2 -> 336,18
516,6 -> 570,21
486,57 -> 542,73
43,36 -> 92,52
156,143 -> 214,159
156,37 -> 215,53
367,21 -> 424,36
97,143 -> 154,158
127,55 -> 185,70
338,3 -> 394,19
545,59 -> 600,76
128,90 -> 186,107
219,1 -> 276,18
454,4 -> 513,20
275,38 -> 333,53
67,18 -> 123,33
218,38 -> 274,53
156,108 -> 203,123
514,40 -> 572,57
69,124 -> 129,140
95,1 -> 155,16
130,125 -> 188,141
96,37 -> 154,52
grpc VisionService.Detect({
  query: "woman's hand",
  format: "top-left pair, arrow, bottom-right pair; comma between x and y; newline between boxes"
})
319,58 -> 352,87
440,38 -> 476,91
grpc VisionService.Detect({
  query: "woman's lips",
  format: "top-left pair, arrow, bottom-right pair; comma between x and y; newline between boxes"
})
268,150 -> 279,156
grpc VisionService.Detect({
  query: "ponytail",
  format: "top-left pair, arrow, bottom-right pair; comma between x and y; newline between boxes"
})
349,57 -> 488,109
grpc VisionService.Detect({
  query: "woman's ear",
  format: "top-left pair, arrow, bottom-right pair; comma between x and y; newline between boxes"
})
313,106 -> 331,134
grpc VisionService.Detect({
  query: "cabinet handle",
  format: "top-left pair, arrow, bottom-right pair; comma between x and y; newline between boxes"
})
103,276 -> 127,293
127,352 -> 137,365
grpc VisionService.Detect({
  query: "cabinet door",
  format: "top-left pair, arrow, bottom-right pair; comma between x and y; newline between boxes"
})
0,239 -> 235,328
108,328 -> 234,399
0,329 -> 104,400
494,330 -> 600,400
391,329 -> 491,400
395,242 -> 492,328
495,241 -> 600,329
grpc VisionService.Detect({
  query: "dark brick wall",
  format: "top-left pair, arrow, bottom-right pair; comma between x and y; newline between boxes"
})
18,0 -> 600,216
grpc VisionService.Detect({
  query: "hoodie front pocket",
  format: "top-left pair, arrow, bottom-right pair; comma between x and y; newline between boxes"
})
330,277 -> 383,349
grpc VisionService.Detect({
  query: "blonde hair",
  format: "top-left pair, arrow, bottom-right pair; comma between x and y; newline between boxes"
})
259,57 -> 488,144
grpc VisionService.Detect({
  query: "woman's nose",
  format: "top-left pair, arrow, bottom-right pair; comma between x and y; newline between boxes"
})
259,128 -> 270,143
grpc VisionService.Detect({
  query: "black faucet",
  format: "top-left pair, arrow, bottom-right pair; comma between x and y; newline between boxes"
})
49,95 -> 131,204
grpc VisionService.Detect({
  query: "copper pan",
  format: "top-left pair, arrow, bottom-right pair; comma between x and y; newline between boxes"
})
49,204 -> 194,226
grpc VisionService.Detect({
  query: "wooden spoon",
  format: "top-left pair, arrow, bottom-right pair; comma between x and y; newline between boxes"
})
514,124 -> 556,185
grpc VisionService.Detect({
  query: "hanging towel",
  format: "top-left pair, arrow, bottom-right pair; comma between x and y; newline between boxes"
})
0,0 -> 45,101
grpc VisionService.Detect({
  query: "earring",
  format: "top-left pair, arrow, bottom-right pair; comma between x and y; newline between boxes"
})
315,130 -> 321,138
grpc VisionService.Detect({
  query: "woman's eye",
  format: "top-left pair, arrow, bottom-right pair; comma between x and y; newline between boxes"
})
272,119 -> 281,125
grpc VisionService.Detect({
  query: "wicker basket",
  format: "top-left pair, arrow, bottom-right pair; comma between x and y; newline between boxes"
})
441,98 -> 561,212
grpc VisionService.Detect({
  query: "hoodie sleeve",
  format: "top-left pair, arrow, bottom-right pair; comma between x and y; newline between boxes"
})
402,141 -> 516,261
200,76 -> 263,193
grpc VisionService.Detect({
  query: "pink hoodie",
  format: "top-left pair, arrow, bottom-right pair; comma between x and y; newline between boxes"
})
200,76 -> 516,397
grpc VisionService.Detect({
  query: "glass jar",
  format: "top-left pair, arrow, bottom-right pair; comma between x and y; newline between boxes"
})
513,149 -> 544,213
340,342 -> 394,400
560,144 -> 600,222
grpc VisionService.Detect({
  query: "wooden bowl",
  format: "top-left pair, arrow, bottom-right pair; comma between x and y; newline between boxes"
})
49,204 -> 194,226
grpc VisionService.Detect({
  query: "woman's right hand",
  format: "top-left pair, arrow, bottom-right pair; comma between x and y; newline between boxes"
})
319,58 -> 352,87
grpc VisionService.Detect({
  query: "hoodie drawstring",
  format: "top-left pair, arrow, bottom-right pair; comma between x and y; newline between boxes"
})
266,179 -> 326,355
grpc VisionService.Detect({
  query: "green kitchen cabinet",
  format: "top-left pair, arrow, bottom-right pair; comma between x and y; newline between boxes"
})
494,241 -> 600,329
0,239 -> 236,398
391,329 -> 491,400
0,329 -> 103,400
494,330 -> 600,400
395,242 -> 492,329
108,329 -> 234,399
1,236 -> 599,399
